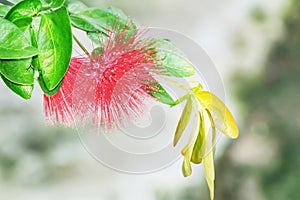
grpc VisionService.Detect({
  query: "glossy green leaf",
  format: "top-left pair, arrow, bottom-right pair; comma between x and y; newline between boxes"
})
33,18 -> 59,97
70,7 -> 136,33
148,82 -> 175,106
65,0 -> 88,13
194,91 -> 239,139
4,0 -> 42,30
0,58 -> 33,85
38,75 -> 62,96
0,18 -> 38,59
29,24 -> 40,70
0,44 -> 37,59
87,31 -> 103,46
191,111 -> 205,164
1,74 -> 33,100
71,14 -> 98,32
42,0 -> 64,9
173,96 -> 193,146
13,17 -> 33,31
104,6 -> 136,29
155,39 -> 195,78
6,0 -> 22,4
37,7 -> 72,90
0,4 -> 10,17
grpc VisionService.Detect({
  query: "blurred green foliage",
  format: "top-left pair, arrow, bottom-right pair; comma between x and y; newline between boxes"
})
223,1 -> 300,200
250,6 -> 267,23
0,115 -> 77,184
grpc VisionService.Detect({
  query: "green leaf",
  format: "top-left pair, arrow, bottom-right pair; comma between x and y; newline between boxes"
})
104,6 -> 136,29
38,75 -> 62,96
29,24 -> 40,70
6,0 -> 22,4
155,39 -> 195,78
43,0 -> 65,9
4,0 -> 42,30
0,58 -> 34,85
191,111 -> 205,164
0,4 -> 10,17
71,14 -> 99,32
1,74 -> 33,100
0,45 -> 37,59
0,18 -> 38,59
72,7 -> 136,46
35,24 -> 61,97
13,17 -> 33,31
87,31 -> 103,46
173,96 -> 193,146
65,0 -> 88,13
42,0 -> 64,9
147,82 -> 175,106
70,7 -> 136,33
37,7 -> 72,90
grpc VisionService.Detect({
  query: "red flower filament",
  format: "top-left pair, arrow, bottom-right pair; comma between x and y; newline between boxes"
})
44,27 -> 162,131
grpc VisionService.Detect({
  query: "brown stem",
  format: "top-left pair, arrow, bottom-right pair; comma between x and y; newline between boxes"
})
72,34 -> 90,57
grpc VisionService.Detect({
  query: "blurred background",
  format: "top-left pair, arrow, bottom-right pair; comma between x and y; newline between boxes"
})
0,0 -> 299,199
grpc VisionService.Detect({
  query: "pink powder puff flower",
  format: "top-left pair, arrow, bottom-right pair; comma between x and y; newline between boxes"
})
43,57 -> 84,127
44,27 -> 164,130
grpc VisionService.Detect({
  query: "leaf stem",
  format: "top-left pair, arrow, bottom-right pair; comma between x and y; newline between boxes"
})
172,94 -> 189,107
170,83 -> 203,107
73,34 -> 90,57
